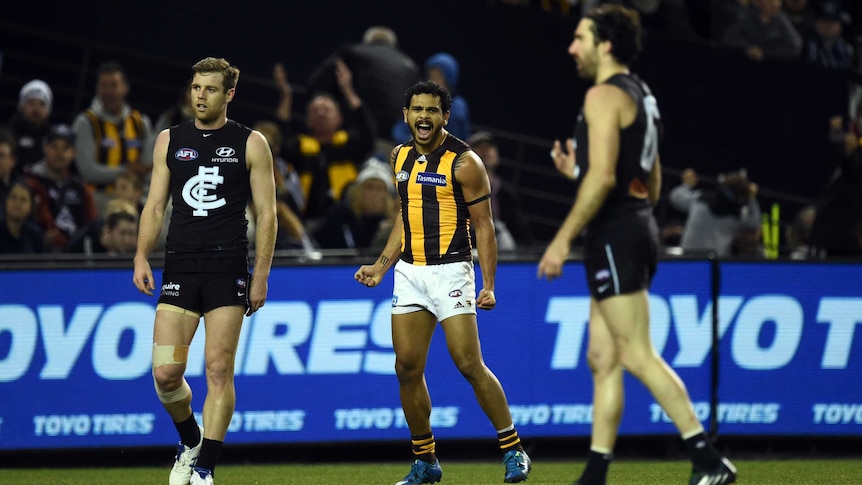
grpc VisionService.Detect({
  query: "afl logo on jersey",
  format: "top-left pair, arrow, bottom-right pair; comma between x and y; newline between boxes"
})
396,170 -> 410,182
175,148 -> 199,161
216,147 -> 236,157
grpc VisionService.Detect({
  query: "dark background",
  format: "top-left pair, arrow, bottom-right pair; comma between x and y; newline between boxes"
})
1,0 -> 856,234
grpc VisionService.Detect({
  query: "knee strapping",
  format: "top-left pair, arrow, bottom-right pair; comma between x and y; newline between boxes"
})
152,344 -> 192,404
154,376 -> 191,404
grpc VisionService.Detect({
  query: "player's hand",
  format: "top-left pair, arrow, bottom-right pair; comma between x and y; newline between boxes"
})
247,276 -> 268,317
476,288 -> 496,310
354,265 -> 382,288
537,237 -> 570,281
550,138 -> 577,179
133,256 -> 155,296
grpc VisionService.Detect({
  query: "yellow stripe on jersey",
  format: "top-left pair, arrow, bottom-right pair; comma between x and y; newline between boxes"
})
84,109 -> 144,190
435,150 -> 459,257
103,121 -> 121,167
395,136 -> 472,265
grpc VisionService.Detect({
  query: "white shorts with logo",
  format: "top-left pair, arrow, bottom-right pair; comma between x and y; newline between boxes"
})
392,260 -> 477,321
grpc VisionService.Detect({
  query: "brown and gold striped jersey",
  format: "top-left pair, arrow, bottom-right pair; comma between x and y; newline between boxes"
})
394,134 -> 473,265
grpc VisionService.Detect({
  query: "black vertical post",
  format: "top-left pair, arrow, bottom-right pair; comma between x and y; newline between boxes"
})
709,252 -> 720,439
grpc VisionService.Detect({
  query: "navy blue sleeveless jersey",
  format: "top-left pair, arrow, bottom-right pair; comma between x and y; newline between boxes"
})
573,73 -> 662,232
165,120 -> 252,261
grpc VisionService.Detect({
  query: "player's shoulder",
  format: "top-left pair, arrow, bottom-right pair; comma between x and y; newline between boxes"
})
587,82 -> 628,101
585,82 -> 633,116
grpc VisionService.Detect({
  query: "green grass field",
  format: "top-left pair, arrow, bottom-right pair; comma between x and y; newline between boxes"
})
1,459 -> 860,484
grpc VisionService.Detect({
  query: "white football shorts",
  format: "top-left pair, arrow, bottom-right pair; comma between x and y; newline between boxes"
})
392,260 -> 477,321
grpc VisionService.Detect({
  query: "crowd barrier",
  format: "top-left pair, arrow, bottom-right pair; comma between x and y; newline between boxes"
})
0,256 -> 860,450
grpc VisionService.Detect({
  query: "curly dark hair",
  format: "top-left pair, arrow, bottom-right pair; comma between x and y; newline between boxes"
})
402,80 -> 452,113
585,3 -> 643,66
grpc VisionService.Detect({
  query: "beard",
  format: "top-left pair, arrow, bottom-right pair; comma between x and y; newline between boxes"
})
194,109 -> 219,125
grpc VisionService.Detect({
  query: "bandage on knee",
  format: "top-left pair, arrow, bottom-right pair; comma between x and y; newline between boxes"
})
154,376 -> 192,404
152,344 -> 192,403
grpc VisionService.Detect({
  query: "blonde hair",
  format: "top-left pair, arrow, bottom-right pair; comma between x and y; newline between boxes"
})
363,26 -> 398,46
192,57 -> 240,92
115,170 -> 143,192
104,198 -> 139,219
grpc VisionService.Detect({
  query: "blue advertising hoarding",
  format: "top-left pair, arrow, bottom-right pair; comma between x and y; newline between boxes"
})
714,262 -> 862,435
0,260 -> 859,450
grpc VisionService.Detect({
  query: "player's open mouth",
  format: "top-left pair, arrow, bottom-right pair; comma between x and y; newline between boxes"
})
416,122 -> 432,137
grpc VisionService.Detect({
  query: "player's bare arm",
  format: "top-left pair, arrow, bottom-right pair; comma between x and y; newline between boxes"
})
648,154 -> 661,205
458,150 -> 497,309
355,146 -> 403,287
133,129 -> 171,295
538,85 -> 624,280
247,130 -> 278,316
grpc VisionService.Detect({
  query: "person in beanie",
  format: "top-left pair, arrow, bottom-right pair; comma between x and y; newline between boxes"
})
4,79 -> 54,173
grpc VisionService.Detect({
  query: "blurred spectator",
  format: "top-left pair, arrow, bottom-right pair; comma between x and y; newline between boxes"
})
784,0 -> 817,36
252,120 -> 313,250
28,124 -> 98,252
0,179 -> 44,254
670,168 -> 762,257
786,204 -> 816,259
307,26 -> 421,144
4,79 -> 54,173
391,52 -> 472,143
311,157 -> 396,250
253,120 -> 305,215
830,95 -> 860,153
614,0 -> 699,38
467,131 -> 533,249
71,61 -> 154,209
708,0 -> 754,40
0,131 -> 19,219
658,167 -> 700,247
153,86 -> 194,133
800,1 -> 854,69
66,198 -> 138,255
810,120 -> 862,257
273,61 -> 376,221
720,0 -> 803,61
113,169 -> 145,213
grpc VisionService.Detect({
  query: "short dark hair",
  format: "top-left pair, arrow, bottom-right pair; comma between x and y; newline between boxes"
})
403,80 -> 452,113
585,3 -> 643,66
97,60 -> 127,81
0,129 -> 17,152
104,209 -> 138,230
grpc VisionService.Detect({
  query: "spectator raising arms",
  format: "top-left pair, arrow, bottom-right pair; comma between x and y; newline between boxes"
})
307,26 -> 421,144
273,61 -> 376,221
